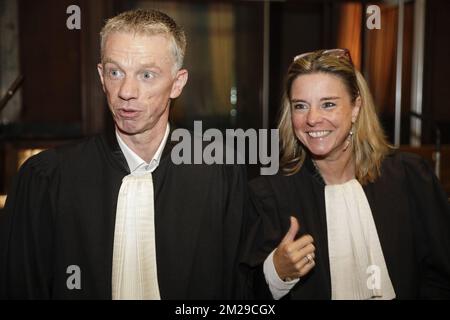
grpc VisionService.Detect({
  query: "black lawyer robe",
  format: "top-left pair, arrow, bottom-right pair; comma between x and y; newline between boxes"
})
0,129 -> 247,299
242,152 -> 450,299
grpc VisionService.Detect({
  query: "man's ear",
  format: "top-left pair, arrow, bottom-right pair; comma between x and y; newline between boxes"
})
97,63 -> 106,92
352,96 -> 362,123
170,69 -> 188,99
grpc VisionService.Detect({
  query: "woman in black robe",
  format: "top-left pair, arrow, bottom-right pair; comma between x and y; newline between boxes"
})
242,49 -> 450,299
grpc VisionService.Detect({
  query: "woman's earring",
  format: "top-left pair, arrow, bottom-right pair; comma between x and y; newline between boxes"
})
343,123 -> 355,151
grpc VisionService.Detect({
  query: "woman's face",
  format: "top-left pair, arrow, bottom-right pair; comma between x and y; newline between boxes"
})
290,72 -> 360,161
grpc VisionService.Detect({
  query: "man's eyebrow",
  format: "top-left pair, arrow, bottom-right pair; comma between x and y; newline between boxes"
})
102,58 -> 122,67
139,64 -> 162,72
102,59 -> 162,72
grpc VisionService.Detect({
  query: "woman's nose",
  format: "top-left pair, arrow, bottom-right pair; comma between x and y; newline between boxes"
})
306,107 -> 322,126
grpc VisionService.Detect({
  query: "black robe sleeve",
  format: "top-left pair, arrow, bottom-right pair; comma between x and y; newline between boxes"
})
402,153 -> 450,298
240,176 -> 286,299
222,164 -> 249,299
0,150 -> 59,299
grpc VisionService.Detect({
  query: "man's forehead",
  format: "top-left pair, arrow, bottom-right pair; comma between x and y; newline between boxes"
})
104,31 -> 171,47
103,33 -> 173,65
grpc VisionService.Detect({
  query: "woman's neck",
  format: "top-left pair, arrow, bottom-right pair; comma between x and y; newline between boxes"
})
312,149 -> 356,185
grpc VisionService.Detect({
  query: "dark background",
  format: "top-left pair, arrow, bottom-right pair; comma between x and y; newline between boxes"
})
1,0 -> 449,196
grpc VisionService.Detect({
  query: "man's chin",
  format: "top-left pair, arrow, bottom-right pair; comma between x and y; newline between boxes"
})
115,124 -> 142,136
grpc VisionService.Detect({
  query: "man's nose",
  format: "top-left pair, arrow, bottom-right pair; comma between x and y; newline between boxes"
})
306,106 -> 322,126
118,76 -> 138,100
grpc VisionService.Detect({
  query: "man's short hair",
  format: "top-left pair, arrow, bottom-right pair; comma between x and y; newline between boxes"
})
100,9 -> 186,72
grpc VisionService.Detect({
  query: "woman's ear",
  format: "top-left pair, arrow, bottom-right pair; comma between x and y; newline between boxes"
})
352,96 -> 362,123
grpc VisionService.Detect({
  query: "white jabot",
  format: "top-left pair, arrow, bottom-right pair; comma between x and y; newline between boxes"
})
325,179 -> 396,300
111,125 -> 169,300
112,174 -> 160,299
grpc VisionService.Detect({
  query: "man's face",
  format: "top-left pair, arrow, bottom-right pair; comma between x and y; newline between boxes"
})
98,32 -> 188,136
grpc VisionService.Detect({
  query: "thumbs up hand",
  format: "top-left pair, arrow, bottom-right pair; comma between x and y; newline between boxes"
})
273,216 -> 316,281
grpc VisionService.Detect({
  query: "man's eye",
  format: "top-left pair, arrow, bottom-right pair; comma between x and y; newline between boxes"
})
142,71 -> 154,80
108,70 -> 123,78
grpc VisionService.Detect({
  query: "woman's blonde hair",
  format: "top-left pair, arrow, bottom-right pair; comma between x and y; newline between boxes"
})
278,49 -> 391,184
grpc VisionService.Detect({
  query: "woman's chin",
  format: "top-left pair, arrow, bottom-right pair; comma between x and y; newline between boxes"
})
306,145 -> 332,159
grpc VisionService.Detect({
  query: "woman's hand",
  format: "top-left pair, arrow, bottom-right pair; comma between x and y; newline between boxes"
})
273,216 -> 316,281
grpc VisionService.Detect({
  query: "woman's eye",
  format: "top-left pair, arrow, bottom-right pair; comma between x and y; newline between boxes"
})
323,102 -> 336,109
293,103 -> 308,110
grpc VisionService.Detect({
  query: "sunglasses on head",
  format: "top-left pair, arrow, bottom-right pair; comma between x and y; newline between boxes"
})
293,48 -> 353,66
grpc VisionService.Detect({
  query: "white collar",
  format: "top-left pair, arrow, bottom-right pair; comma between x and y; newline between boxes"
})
324,179 -> 396,300
115,124 -> 170,175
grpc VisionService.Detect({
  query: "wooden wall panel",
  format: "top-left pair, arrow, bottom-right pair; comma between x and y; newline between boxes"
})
19,0 -> 82,125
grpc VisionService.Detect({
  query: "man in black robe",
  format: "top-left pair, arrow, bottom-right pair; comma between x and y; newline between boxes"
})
0,9 -> 246,299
